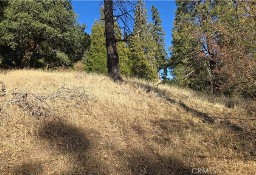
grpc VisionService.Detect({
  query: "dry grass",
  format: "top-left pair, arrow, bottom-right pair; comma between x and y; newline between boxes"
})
0,70 -> 255,175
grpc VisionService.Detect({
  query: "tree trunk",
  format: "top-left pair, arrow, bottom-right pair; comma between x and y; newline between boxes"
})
104,0 -> 123,81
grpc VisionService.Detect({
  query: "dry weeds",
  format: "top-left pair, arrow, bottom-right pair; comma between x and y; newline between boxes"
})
0,70 -> 255,175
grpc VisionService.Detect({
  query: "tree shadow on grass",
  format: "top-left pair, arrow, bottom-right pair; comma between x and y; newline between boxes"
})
129,81 -> 214,123
8,119 -> 108,175
111,122 -> 210,175
37,120 -> 108,174
38,121 -> 90,154
14,162 -> 43,175
152,117 -> 256,164
128,121 -> 217,175
130,81 -> 256,159
232,134 -> 254,160
120,125 -> 212,175
126,149 -> 196,175
12,119 -> 109,174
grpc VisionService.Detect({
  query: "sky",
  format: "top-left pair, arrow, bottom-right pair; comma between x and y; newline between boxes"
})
71,0 -> 177,53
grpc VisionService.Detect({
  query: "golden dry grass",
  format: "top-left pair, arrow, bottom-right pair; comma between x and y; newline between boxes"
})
0,70 -> 255,175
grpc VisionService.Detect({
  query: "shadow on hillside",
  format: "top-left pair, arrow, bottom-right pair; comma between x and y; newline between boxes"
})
12,118 -> 216,174
38,120 -> 108,174
152,113 -> 256,162
130,81 -> 256,163
12,120 -> 107,175
130,81 -> 253,126
151,118 -> 194,133
178,102 -> 214,123
36,120 -> 206,174
14,162 -> 43,175
126,149 -> 195,175
126,125 -> 212,175
241,131 -> 256,159
129,81 -> 214,123
38,121 -> 90,154
37,120 -> 204,175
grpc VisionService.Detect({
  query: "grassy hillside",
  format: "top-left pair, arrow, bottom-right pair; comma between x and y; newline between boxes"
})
0,70 -> 255,175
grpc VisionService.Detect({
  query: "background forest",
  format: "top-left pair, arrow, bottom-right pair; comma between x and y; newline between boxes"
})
0,0 -> 255,98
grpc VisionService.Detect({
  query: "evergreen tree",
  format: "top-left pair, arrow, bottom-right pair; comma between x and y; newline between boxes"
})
129,0 -> 158,80
0,1 -> 8,22
116,27 -> 132,77
86,19 -> 131,76
86,21 -> 107,74
171,1 -> 231,93
171,1 -> 214,92
171,0 -> 256,96
0,0 -> 88,68
151,5 -> 166,74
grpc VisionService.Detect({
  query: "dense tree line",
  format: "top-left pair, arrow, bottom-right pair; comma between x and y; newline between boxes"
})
171,0 -> 256,97
1,0 -> 253,97
0,0 -> 166,82
0,0 -> 89,68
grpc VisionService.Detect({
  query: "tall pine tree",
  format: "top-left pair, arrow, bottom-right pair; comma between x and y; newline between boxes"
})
86,20 -> 107,74
86,19 -> 131,76
151,5 -> 166,76
129,0 -> 158,80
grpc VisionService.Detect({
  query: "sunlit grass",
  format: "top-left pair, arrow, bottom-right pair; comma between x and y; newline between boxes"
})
0,70 -> 255,174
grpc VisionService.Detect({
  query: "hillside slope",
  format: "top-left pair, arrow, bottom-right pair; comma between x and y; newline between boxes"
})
0,70 -> 255,175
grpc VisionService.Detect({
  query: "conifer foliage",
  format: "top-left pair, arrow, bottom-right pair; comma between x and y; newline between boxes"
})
86,21 -> 107,74
151,5 -> 166,74
171,0 -> 256,97
129,0 -> 158,80
85,19 -> 131,76
0,0 -> 168,82
87,0 -> 165,81
0,0 -> 89,68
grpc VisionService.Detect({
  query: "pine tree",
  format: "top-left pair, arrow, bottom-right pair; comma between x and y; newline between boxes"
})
129,0 -> 158,80
151,5 -> 166,75
86,19 -> 131,76
0,0 -> 88,68
171,0 -> 256,96
116,27 -> 132,77
86,21 -> 107,74
171,1 -> 220,92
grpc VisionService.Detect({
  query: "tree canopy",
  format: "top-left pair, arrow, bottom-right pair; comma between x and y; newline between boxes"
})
171,0 -> 256,97
85,19 -> 131,76
1,0 -> 255,97
0,0 -> 89,68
